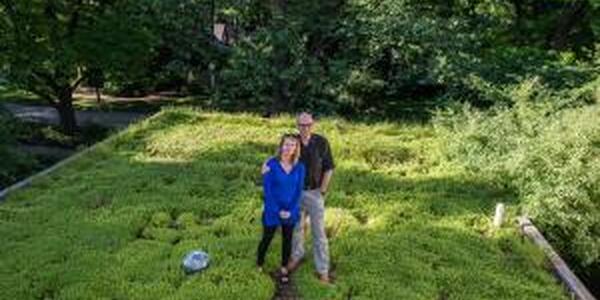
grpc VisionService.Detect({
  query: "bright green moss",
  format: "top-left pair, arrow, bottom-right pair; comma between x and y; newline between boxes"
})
0,108 -> 568,299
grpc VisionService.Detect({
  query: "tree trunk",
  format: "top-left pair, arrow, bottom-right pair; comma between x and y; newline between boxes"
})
211,0 -> 215,27
271,50 -> 290,116
56,89 -> 78,135
269,0 -> 290,117
512,1 -> 523,44
547,0 -> 588,50
95,87 -> 102,104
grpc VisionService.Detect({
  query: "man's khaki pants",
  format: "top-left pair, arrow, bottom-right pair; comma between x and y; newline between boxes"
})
291,189 -> 330,275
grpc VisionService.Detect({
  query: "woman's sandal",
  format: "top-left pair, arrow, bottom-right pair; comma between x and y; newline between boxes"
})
280,267 -> 290,284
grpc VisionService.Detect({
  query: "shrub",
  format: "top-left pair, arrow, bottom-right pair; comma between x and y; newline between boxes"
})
0,111 -> 38,188
435,79 -> 600,268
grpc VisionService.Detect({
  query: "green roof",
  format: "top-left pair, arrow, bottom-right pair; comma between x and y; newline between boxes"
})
0,108 -> 567,299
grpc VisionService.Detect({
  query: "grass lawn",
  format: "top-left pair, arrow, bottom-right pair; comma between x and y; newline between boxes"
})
0,85 -> 44,105
0,108 -> 568,299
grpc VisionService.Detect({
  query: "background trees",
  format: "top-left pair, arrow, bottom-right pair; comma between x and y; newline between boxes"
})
0,0 -> 157,134
2,0 -> 598,126
1,1 -> 599,290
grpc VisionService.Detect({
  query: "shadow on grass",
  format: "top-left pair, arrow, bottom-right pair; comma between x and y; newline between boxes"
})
0,85 -> 44,105
14,138 -> 515,235
303,220 -> 564,300
0,132 -> 558,300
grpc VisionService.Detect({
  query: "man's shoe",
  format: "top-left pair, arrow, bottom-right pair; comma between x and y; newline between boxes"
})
318,273 -> 331,284
286,259 -> 301,273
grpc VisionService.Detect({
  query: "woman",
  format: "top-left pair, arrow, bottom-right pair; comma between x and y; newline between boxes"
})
257,134 -> 305,283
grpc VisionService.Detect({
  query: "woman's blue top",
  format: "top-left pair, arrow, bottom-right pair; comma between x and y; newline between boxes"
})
262,157 -> 305,226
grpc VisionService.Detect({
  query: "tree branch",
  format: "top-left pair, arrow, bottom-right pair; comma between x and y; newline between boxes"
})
32,90 -> 58,107
27,81 -> 58,106
71,75 -> 86,91
32,70 -> 61,93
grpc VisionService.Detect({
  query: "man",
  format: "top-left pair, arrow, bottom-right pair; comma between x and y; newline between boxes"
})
264,112 -> 334,283
292,112 -> 335,283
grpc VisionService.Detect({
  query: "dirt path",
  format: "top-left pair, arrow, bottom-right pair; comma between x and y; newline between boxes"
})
268,261 -> 337,300
73,88 -> 183,103
270,271 -> 302,300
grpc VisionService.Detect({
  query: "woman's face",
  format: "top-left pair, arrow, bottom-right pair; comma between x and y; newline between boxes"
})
281,138 -> 298,158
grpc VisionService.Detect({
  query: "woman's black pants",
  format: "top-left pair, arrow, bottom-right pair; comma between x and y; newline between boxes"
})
257,224 -> 294,267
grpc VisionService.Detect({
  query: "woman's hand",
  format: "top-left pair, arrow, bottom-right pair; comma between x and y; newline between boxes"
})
279,210 -> 291,219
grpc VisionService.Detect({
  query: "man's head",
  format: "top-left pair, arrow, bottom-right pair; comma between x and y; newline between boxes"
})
296,112 -> 315,139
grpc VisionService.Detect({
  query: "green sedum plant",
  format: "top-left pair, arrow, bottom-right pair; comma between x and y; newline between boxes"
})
435,78 -> 600,268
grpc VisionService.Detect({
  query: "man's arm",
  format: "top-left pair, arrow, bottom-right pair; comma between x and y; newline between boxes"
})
320,169 -> 333,194
261,159 -> 270,174
320,137 -> 335,194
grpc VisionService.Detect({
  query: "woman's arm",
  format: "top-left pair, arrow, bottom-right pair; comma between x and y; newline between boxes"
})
290,164 -> 306,213
263,161 -> 279,215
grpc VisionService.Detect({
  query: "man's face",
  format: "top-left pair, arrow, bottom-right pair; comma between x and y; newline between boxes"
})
297,114 -> 314,138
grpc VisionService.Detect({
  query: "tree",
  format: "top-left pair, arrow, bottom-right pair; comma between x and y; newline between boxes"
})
0,0 -> 153,134
269,0 -> 291,115
217,0 -> 350,115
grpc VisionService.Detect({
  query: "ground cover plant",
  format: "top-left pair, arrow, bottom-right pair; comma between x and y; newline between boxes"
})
434,78 -> 600,295
0,112 -> 112,189
0,108 -> 569,299
0,110 -> 39,188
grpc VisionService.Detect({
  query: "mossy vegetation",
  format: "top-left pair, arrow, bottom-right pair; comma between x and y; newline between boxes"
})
0,108 -> 568,299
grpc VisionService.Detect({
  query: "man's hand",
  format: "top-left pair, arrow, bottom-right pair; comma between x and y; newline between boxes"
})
261,161 -> 270,175
279,210 -> 291,219
320,170 -> 333,196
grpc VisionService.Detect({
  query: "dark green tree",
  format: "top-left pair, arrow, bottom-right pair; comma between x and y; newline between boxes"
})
0,0 -> 153,134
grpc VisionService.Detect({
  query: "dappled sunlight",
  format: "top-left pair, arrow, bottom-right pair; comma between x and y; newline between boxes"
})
2,0 -> 599,297
0,109 -> 568,299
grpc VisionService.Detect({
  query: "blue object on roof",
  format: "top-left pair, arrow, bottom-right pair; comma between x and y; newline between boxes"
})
182,250 -> 210,274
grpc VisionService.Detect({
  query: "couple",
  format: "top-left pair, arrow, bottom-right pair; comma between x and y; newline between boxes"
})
256,112 -> 335,284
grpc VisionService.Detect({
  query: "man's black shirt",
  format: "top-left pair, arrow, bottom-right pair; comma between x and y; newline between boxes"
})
299,134 -> 335,190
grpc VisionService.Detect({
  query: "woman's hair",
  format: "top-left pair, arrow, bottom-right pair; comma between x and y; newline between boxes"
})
277,133 -> 301,164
